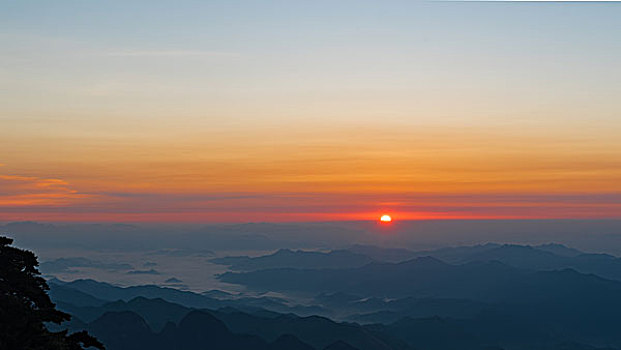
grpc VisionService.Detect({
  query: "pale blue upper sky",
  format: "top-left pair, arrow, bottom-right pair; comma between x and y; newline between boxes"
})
2,0 -> 620,133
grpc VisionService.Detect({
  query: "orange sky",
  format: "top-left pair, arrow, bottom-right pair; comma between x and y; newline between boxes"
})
2,1 -> 621,222
1,124 -> 620,222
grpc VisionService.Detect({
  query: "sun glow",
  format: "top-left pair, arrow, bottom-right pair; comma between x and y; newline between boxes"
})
380,214 -> 392,223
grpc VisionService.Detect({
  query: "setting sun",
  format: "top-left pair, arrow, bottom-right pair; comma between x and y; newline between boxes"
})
380,214 -> 392,223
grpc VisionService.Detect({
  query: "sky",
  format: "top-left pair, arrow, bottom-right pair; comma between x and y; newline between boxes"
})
1,0 -> 620,222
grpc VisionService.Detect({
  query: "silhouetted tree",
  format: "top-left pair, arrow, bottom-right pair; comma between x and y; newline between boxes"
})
0,236 -> 104,350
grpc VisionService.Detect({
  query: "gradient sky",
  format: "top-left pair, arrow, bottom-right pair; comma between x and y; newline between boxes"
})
1,1 -> 620,222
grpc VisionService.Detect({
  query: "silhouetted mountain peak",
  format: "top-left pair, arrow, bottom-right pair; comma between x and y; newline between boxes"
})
160,321 -> 177,333
178,310 -> 228,334
47,277 -> 66,285
499,243 -> 536,250
127,296 -> 166,305
63,278 -> 114,291
398,256 -> 448,268
90,311 -> 152,335
274,248 -> 295,255
535,243 -> 584,257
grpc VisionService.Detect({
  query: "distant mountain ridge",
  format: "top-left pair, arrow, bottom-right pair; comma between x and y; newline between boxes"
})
48,278 -> 328,317
213,243 -> 621,282
415,243 -> 621,281
211,248 -> 373,271
44,241 -> 621,350
219,256 -> 621,303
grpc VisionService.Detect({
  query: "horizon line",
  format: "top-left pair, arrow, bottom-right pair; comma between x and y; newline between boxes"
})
2,217 -> 621,226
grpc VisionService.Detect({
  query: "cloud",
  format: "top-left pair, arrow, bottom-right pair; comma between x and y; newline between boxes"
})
163,277 -> 188,289
0,174 -> 93,207
104,50 -> 238,57
147,248 -> 214,257
40,257 -> 132,274
0,175 -> 71,193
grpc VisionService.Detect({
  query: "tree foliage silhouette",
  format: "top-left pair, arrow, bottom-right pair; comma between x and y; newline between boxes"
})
0,236 -> 104,350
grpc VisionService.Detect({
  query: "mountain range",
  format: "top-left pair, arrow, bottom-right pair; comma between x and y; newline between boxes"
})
43,242 -> 621,350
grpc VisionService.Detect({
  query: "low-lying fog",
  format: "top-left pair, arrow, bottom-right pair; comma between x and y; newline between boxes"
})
4,219 -> 621,292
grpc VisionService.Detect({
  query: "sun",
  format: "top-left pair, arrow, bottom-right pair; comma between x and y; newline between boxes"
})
380,214 -> 392,223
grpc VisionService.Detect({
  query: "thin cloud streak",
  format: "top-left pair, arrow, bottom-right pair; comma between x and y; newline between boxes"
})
104,50 -> 239,57
0,174 -> 96,207
1,176 -> 620,221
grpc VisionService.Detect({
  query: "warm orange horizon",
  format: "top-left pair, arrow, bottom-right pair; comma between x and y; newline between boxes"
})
2,124 -> 621,222
2,2 -> 621,223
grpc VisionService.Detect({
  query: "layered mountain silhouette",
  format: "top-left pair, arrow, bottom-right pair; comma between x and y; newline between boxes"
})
54,291 -> 620,350
415,244 -> 621,281
315,293 -> 490,324
49,272 -> 621,350
87,309 -> 317,350
347,245 -> 419,263
219,256 -> 621,301
56,295 -> 403,350
44,242 -> 621,350
218,256 -> 621,347
210,308 -> 409,350
211,248 -> 373,271
212,243 -> 621,282
48,278 -> 326,316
